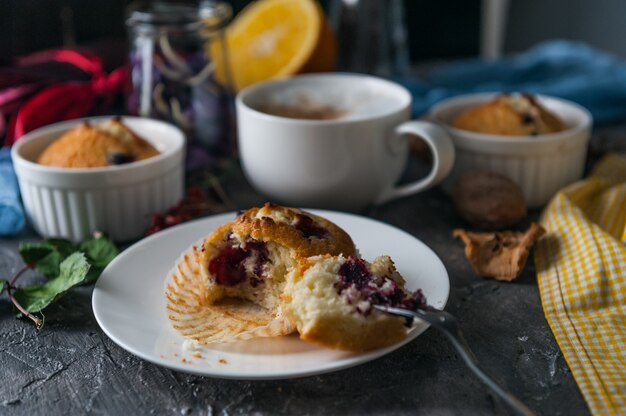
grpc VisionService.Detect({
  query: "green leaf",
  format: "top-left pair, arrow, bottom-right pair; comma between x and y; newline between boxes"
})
0,280 -> 5,294
19,239 -> 77,279
18,243 -> 53,266
80,235 -> 118,267
80,235 -> 119,283
33,251 -> 66,280
13,252 -> 90,314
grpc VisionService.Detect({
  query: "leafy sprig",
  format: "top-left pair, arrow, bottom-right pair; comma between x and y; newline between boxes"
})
0,233 -> 118,328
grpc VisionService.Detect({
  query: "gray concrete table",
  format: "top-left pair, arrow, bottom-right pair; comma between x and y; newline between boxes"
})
5,124 -> 623,415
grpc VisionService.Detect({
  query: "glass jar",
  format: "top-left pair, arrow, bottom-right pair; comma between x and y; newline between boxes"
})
328,0 -> 410,78
126,1 -> 234,161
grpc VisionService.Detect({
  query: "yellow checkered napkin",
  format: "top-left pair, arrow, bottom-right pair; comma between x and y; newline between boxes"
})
535,153 -> 626,416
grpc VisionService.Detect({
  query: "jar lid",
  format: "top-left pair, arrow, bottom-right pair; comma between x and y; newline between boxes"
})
127,1 -> 231,31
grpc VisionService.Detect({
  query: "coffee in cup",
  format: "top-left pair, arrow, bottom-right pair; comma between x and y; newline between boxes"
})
256,97 -> 346,120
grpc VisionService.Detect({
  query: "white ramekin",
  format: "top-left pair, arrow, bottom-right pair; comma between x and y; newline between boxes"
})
11,116 -> 185,242
430,93 -> 592,208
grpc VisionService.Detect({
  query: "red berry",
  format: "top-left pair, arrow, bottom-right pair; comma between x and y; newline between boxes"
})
145,184 -> 217,235
164,215 -> 181,226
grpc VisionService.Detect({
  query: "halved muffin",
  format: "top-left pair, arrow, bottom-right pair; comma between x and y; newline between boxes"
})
166,203 -> 357,344
283,254 -> 427,352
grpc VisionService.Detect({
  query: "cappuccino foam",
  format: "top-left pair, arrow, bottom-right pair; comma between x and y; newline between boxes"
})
253,83 -> 405,121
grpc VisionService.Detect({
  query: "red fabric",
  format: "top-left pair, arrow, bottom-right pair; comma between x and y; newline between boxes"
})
15,49 -> 104,76
2,48 -> 128,146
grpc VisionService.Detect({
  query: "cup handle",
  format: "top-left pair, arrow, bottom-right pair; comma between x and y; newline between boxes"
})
375,121 -> 455,205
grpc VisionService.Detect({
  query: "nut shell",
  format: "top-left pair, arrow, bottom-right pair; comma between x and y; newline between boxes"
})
453,170 -> 527,229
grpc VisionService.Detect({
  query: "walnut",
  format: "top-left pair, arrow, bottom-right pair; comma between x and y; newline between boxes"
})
453,223 -> 545,281
453,170 -> 527,229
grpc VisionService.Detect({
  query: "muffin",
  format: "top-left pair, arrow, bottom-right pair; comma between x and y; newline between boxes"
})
166,203 -> 357,344
283,254 -> 427,352
37,118 -> 159,168
453,93 -> 566,136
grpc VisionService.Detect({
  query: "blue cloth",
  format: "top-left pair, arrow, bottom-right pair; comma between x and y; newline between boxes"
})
0,148 -> 25,236
402,40 -> 626,124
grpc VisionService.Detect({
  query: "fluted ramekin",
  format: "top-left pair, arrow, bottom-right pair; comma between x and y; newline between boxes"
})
11,116 -> 185,242
430,93 -> 592,207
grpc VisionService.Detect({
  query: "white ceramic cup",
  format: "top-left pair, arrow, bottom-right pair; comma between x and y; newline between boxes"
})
236,73 -> 455,211
430,93 -> 592,207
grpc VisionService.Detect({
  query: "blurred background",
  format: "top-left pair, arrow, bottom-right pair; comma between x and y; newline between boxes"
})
4,0 -> 626,149
3,0 -> 625,64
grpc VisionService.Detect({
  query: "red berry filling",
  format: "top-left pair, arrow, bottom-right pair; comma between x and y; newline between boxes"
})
208,239 -> 269,287
336,257 -> 427,314
208,246 -> 248,286
293,214 -> 328,239
244,240 -> 269,287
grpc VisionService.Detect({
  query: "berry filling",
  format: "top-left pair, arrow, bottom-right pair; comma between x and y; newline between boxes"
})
521,113 -> 535,125
244,240 -> 269,287
336,257 -> 427,314
208,239 -> 269,287
293,214 -> 328,239
107,152 -> 136,165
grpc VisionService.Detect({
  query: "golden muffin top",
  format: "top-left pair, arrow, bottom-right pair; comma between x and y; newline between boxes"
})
453,93 -> 567,136
37,118 -> 159,168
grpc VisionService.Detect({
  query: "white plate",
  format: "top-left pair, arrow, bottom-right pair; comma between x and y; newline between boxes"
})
92,210 -> 450,380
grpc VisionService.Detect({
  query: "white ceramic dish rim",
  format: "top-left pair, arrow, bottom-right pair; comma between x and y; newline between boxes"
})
237,72 -> 412,126
430,92 -> 592,144
11,116 -> 185,176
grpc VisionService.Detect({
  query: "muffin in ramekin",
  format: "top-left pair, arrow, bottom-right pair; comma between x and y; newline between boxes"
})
11,116 -> 185,242
430,93 -> 592,207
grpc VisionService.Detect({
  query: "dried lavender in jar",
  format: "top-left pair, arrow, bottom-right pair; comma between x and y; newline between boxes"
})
126,1 -> 234,161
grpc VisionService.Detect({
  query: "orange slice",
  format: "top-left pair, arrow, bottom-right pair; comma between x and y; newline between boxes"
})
211,0 -> 336,92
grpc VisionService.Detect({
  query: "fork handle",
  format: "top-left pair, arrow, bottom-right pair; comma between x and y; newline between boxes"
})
443,329 -> 535,416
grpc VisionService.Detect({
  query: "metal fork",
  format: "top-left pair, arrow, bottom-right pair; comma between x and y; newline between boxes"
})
373,305 -> 535,416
